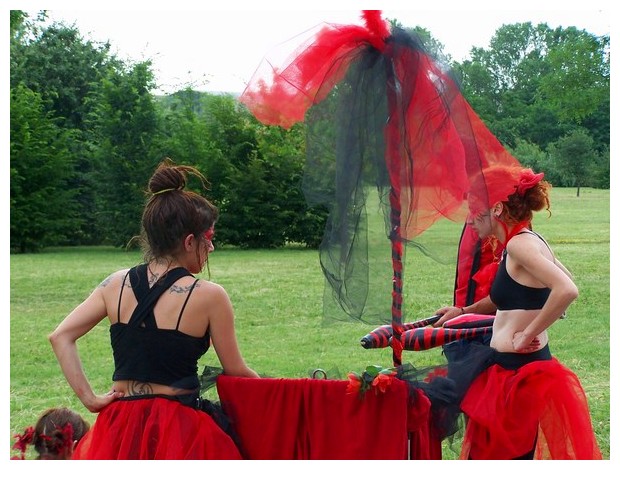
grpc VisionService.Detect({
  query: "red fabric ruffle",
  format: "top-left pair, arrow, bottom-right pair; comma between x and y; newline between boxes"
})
72,397 -> 242,460
460,357 -> 602,460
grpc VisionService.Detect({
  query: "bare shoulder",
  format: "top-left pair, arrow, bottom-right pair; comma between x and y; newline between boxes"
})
97,269 -> 130,290
194,279 -> 230,299
509,231 -> 548,253
189,280 -> 232,320
508,232 -> 554,272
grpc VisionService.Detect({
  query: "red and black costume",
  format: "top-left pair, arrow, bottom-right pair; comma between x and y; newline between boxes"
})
454,233 -> 602,459
73,265 -> 241,460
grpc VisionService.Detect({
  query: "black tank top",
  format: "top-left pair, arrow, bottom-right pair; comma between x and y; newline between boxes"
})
489,232 -> 551,310
110,264 -> 210,390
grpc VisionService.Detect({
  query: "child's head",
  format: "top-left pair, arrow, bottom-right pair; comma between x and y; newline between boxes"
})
12,407 -> 90,460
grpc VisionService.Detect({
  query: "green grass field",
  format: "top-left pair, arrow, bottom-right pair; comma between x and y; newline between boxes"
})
9,187 -> 610,459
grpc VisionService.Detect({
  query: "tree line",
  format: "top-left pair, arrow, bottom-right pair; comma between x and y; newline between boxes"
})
10,11 -> 609,253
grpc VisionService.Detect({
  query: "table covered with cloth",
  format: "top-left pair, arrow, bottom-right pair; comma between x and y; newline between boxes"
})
216,376 -> 442,460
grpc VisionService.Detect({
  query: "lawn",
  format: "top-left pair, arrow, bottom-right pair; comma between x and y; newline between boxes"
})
9,187 -> 610,460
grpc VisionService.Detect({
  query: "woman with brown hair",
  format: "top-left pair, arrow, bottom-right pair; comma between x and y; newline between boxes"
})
49,158 -> 259,459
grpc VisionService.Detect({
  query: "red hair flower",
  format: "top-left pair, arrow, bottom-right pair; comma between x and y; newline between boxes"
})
516,169 -> 544,195
57,423 -> 75,458
11,426 -> 35,460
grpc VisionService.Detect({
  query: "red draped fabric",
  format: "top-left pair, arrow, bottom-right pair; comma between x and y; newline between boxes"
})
239,12 -> 522,240
216,376 -> 440,460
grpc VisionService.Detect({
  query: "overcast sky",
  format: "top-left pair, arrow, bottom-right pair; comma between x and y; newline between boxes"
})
20,0 -> 613,95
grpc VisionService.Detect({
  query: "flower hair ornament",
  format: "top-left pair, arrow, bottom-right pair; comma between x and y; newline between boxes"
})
11,426 -> 35,460
11,422 -> 75,460
516,169 -> 544,196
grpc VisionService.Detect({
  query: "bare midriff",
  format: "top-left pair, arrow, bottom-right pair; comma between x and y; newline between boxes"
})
490,309 -> 548,353
112,379 -> 196,398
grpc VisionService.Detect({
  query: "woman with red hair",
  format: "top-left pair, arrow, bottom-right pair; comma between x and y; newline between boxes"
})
451,166 -> 601,460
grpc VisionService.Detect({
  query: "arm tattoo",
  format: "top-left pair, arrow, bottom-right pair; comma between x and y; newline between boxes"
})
98,275 -> 113,288
128,381 -> 154,396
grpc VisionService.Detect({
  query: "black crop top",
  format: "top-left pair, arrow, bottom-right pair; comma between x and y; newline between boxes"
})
110,264 -> 210,390
489,232 -> 551,311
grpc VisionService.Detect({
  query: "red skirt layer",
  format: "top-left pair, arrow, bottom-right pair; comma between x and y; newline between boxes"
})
72,396 -> 242,460
460,357 -> 602,460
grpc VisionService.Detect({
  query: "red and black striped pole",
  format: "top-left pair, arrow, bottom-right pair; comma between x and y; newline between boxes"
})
360,315 -> 441,349
400,326 -> 493,351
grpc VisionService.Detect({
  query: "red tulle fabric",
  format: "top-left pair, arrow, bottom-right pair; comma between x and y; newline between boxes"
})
455,225 -> 498,306
241,11 -> 388,130
471,260 -> 500,298
460,358 -> 602,460
239,11 -> 522,240
240,23 -> 376,130
239,10 -> 525,345
517,170 -> 545,195
72,397 -> 242,460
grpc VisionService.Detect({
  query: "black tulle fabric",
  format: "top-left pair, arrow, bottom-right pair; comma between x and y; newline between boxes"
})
301,29 -> 466,327
239,11 -> 522,366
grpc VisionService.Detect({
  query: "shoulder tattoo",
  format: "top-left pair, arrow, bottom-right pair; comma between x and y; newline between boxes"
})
169,283 -> 199,294
98,271 -> 132,289
98,274 -> 113,288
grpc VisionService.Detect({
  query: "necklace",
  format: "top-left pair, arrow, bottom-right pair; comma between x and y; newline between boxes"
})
147,258 -> 183,286
147,264 -> 163,287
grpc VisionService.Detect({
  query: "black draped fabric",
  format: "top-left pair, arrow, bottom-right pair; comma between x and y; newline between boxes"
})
240,11 -> 522,363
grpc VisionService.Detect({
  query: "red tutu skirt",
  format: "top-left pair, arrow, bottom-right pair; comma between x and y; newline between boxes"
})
460,356 -> 602,460
72,396 -> 242,460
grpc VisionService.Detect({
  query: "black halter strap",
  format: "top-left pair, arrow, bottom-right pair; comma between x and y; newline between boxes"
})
126,265 -> 193,328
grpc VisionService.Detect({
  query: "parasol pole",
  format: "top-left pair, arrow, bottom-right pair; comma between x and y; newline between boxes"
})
385,49 -> 405,367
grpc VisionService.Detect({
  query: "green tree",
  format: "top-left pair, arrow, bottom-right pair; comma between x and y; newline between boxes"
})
201,94 -> 258,196
11,20 -> 114,131
510,139 -> 547,172
538,29 -> 609,124
88,61 -> 161,247
155,89 -> 216,162
457,23 -> 560,148
155,91 -> 326,248
154,89 -> 231,207
548,128 -> 597,196
255,123 -> 326,248
10,13 -> 120,245
218,122 -> 310,249
456,22 -> 609,159
10,85 -> 78,252
591,146 -> 610,189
